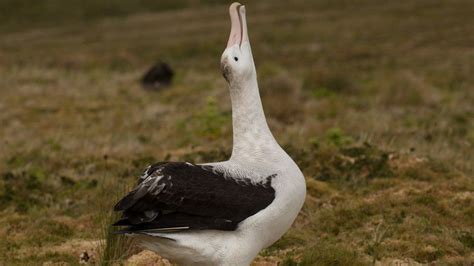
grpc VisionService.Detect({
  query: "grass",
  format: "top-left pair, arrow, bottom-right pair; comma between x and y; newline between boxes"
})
99,212 -> 136,265
0,0 -> 473,264
97,177 -> 136,265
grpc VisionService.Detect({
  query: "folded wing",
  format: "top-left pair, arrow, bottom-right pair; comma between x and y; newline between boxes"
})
113,162 -> 275,232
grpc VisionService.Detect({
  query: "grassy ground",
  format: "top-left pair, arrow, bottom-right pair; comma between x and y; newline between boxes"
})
0,0 -> 473,265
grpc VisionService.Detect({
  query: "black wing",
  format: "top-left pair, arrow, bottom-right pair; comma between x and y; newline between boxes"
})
113,162 -> 275,232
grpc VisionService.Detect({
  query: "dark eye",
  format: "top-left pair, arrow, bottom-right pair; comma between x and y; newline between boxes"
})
234,57 -> 238,61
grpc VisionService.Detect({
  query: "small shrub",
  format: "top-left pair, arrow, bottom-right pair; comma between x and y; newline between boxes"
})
325,127 -> 353,147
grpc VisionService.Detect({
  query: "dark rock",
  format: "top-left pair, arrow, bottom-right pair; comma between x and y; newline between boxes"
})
141,61 -> 174,90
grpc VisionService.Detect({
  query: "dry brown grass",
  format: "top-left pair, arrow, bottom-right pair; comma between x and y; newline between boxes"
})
0,0 -> 473,264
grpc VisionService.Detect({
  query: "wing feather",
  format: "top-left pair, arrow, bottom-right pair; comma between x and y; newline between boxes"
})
113,162 -> 275,232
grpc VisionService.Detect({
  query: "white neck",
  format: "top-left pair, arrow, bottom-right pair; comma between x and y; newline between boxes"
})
228,75 -> 281,162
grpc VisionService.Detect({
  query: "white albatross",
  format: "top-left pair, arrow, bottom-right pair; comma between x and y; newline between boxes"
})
113,2 -> 306,265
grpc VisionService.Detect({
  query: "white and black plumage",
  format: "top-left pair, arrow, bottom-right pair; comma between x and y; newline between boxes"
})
113,3 -> 306,265
114,162 -> 275,231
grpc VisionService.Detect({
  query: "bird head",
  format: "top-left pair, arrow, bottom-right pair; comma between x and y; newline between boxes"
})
221,3 -> 256,86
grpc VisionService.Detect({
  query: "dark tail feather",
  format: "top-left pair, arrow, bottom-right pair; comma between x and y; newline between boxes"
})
113,218 -> 131,226
113,229 -> 135,235
113,228 -> 178,241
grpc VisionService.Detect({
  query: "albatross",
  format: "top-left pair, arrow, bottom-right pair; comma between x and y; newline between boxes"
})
113,3 -> 306,265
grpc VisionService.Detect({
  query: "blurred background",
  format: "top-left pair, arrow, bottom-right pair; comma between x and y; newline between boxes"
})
0,0 -> 473,265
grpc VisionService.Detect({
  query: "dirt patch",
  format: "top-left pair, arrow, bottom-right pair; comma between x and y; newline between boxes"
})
375,258 -> 422,266
126,250 -> 171,266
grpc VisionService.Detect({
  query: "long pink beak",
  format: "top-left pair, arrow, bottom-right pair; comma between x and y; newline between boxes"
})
226,2 -> 248,48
